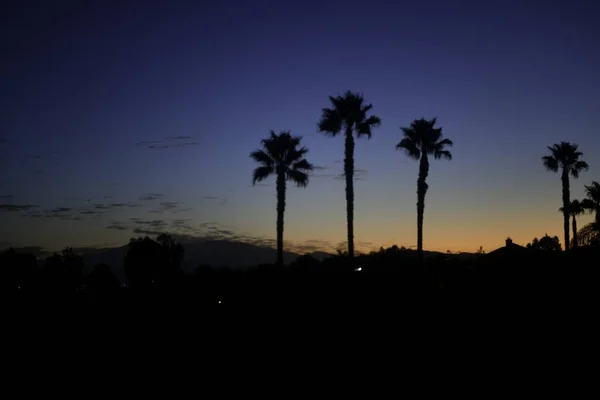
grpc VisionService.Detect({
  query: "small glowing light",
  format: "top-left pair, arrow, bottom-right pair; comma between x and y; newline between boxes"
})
218,301 -> 222,304
17,286 -> 21,290
355,267 -> 362,272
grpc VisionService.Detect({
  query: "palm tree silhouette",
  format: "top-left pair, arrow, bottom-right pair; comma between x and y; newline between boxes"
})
581,181 -> 600,229
318,91 -> 381,258
250,131 -> 313,266
396,118 -> 453,262
559,200 -> 585,248
542,142 -> 589,250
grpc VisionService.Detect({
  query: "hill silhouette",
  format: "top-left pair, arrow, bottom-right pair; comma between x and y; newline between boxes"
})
59,239 -> 335,280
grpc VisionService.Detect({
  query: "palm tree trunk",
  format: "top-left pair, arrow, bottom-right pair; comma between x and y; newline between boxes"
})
417,154 -> 430,262
276,170 -> 286,267
344,130 -> 355,258
561,168 -> 570,251
572,215 -> 578,249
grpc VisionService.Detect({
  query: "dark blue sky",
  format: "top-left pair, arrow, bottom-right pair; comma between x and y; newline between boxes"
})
1,0 -> 599,252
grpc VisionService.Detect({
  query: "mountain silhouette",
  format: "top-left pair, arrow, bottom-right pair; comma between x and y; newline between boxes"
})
19,239 -> 338,283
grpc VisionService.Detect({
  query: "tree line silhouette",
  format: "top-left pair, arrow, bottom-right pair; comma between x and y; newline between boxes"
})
2,231 -> 598,312
250,90 -> 600,264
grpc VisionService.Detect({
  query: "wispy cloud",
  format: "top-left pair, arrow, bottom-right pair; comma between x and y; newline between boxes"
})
165,135 -> 192,140
60,216 -> 83,221
202,196 -> 219,200
199,222 -> 220,228
171,219 -> 192,225
168,142 -> 198,148
0,204 -> 38,212
288,239 -> 334,254
51,207 -> 72,213
132,219 -> 168,228
135,136 -> 198,150
0,195 -> 13,200
80,210 -> 103,215
139,193 -> 165,201
172,207 -> 192,214
106,222 -> 130,230
133,228 -> 165,236
64,196 -> 92,203
134,140 -> 163,146
148,201 -> 180,214
220,198 -> 228,206
333,169 -> 368,181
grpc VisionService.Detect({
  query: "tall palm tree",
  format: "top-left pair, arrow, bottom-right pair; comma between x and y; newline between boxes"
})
250,131 -> 313,267
581,181 -> 600,229
396,118 -> 453,262
559,200 -> 585,248
318,91 -> 381,258
542,142 -> 589,250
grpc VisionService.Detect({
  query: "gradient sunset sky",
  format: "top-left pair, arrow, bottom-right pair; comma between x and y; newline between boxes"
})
1,0 -> 599,254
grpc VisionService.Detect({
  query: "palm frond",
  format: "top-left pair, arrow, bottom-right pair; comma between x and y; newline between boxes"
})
357,115 -> 381,138
580,198 -> 596,213
584,181 -> 600,204
434,150 -> 452,160
570,160 -> 589,178
292,159 -> 313,172
542,155 -> 559,172
400,127 -> 420,144
577,222 -> 600,246
396,137 -> 421,159
318,108 -> 342,136
252,166 -> 274,185
437,138 -> 453,147
561,199 -> 585,215
249,150 -> 273,167
287,170 -> 309,187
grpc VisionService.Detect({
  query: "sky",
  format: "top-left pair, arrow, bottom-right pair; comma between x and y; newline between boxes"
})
1,0 -> 599,254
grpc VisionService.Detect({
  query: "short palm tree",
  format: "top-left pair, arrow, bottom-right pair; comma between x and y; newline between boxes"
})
396,118 -> 453,262
581,181 -> 600,229
250,131 -> 313,266
542,142 -> 589,250
559,200 -> 585,248
318,91 -> 381,258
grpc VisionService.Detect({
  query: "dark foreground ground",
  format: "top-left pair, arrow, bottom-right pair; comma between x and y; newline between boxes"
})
3,248 -> 598,320
2,250 -> 598,372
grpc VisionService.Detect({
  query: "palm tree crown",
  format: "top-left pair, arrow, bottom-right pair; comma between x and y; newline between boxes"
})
560,199 -> 586,249
318,91 -> 381,138
581,181 -> 600,227
542,142 -> 588,177
251,131 -> 313,187
396,118 -> 453,161
559,199 -> 585,217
